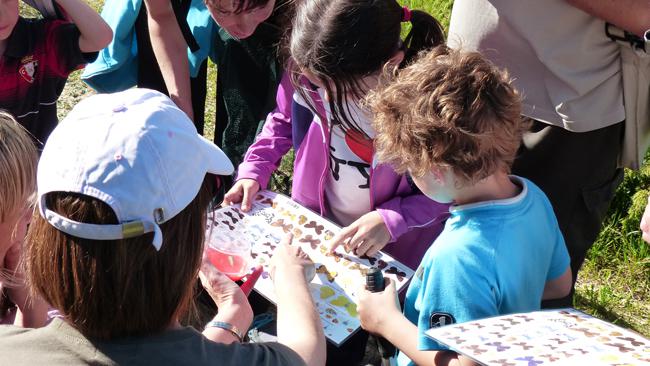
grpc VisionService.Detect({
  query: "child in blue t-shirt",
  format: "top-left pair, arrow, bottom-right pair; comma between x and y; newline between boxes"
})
357,46 -> 572,366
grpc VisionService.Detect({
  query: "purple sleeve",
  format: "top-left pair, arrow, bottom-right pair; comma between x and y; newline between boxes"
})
376,193 -> 449,242
236,72 -> 295,189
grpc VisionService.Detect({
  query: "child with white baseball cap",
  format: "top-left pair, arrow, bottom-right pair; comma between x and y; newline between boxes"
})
0,89 -> 325,365
37,88 -> 233,249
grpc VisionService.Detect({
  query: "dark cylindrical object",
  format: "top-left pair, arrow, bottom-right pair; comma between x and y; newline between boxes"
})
365,267 -> 395,364
366,267 -> 385,292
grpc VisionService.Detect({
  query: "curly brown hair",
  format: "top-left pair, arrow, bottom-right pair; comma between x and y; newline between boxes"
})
368,46 -> 527,184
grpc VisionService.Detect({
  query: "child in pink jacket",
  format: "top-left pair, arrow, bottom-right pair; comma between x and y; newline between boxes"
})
224,0 -> 449,269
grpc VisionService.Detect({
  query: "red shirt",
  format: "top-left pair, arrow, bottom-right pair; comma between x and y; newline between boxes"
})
0,17 -> 95,147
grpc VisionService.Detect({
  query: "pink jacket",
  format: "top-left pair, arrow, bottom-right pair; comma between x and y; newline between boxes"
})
237,74 -> 449,269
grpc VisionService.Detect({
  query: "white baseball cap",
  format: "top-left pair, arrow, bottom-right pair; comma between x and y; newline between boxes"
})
37,89 -> 234,250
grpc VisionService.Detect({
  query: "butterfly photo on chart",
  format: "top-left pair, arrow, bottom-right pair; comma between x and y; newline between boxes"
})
425,309 -> 650,366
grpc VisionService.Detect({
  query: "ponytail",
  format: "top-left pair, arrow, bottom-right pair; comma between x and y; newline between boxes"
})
289,0 -> 446,137
403,9 -> 446,65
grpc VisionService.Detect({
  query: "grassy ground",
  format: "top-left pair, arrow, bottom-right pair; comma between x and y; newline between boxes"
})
22,0 -> 648,337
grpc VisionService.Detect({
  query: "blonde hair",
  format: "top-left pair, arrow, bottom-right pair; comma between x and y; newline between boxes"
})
0,111 -> 37,224
368,46 -> 527,184
0,111 -> 37,289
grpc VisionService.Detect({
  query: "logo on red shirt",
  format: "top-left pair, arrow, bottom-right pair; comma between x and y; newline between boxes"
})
19,56 -> 38,84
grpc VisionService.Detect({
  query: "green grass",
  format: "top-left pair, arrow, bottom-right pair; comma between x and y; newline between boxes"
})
23,0 -> 649,337
575,165 -> 650,335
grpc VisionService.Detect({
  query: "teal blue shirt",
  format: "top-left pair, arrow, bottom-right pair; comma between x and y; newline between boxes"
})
397,176 -> 570,365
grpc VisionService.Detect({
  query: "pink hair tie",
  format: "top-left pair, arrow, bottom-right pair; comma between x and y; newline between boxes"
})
402,6 -> 412,22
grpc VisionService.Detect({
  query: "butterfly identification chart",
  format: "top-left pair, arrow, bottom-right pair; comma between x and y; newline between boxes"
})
205,190 -> 414,346
425,308 -> 650,365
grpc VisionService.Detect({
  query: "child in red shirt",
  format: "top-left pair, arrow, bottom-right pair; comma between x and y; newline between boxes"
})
0,0 -> 111,146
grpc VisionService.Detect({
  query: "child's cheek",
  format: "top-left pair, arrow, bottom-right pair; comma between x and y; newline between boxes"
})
0,221 -> 13,264
14,216 -> 29,244
2,210 -> 31,252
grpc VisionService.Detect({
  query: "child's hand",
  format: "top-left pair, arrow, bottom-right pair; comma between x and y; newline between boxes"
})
199,257 -> 254,343
269,234 -> 313,282
223,179 -> 260,212
357,278 -> 400,335
199,257 -> 252,312
328,211 -> 391,257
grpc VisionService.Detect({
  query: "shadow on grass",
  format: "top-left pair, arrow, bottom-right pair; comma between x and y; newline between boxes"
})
574,292 -> 637,331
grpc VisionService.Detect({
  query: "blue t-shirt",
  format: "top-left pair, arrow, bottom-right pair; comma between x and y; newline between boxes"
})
397,176 -> 570,366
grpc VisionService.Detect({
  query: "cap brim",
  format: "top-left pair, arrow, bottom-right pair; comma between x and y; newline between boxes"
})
197,134 -> 234,176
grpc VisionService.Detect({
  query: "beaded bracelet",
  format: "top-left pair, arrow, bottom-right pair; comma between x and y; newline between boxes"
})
205,320 -> 244,343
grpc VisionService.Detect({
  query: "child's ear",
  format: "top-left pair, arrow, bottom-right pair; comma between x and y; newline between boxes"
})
430,166 -> 446,183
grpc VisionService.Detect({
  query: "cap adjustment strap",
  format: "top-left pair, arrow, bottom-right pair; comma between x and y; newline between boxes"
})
121,221 -> 146,238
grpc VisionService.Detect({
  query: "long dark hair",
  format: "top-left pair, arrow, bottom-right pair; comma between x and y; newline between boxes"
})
289,0 -> 445,137
26,175 -> 217,340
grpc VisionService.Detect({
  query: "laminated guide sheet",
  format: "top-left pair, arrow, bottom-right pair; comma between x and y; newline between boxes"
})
206,190 -> 414,346
425,308 -> 650,365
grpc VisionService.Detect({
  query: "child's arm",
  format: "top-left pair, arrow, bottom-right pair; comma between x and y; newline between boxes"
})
141,0 -> 193,120
53,0 -> 112,52
543,227 -> 572,300
271,235 -> 326,366
358,280 -> 479,366
542,267 -> 572,300
375,191 -> 449,244
199,259 -> 254,344
566,0 -> 650,37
